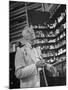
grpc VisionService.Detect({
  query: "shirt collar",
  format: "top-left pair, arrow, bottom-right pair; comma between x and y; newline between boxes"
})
25,42 -> 32,49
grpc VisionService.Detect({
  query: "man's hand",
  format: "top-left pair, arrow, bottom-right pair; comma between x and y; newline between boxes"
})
36,60 -> 45,68
46,64 -> 57,76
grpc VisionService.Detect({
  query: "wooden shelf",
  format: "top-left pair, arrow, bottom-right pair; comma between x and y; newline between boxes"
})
43,51 -> 66,58
42,49 -> 57,51
34,42 -> 56,46
55,29 -> 66,38
57,52 -> 66,57
56,43 -> 66,50
36,36 -> 56,39
35,28 -> 66,40
34,41 -> 66,48
34,28 -> 48,31
56,36 -> 66,44
52,59 -> 66,66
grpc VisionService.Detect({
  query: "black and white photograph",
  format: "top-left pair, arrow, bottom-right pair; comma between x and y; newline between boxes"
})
9,0 -> 66,89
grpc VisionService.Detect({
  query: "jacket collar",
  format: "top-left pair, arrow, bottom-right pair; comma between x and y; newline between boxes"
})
20,38 -> 32,49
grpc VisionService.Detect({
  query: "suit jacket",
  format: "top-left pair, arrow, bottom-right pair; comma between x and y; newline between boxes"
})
15,42 -> 41,88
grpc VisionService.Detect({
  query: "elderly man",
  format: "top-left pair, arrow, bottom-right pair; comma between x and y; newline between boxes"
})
15,25 -> 57,88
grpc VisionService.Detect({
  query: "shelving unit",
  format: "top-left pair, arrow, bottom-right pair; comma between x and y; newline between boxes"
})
32,5 -> 66,77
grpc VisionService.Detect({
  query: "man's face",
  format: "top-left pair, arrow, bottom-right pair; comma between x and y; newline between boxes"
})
22,26 -> 35,41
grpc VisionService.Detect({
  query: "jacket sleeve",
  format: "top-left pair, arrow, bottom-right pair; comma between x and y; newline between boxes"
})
15,48 -> 25,71
15,64 -> 37,79
15,48 -> 37,79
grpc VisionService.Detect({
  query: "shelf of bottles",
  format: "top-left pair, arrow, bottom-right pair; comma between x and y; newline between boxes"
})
33,6 -> 66,66
33,6 -> 66,77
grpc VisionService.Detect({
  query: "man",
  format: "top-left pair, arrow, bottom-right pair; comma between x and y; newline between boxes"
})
15,25 -> 57,88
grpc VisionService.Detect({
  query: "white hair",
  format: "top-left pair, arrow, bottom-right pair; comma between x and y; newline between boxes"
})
22,25 -> 33,37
